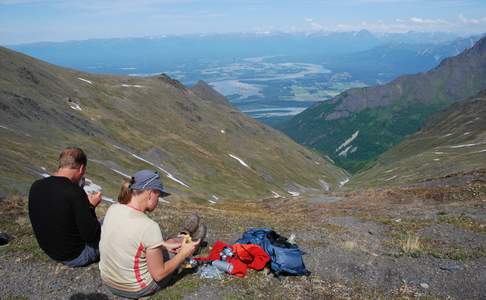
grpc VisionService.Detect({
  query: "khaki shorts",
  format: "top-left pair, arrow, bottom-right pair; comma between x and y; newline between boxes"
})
105,276 -> 173,299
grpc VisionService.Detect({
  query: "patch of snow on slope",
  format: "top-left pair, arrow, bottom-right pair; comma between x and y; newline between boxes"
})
442,133 -> 453,137
271,191 -> 281,198
336,130 -> 359,152
433,158 -> 440,161
112,144 -> 190,188
385,175 -> 397,181
69,103 -> 82,111
130,153 -> 190,187
434,152 -> 445,155
338,146 -> 352,157
229,154 -> 250,169
325,155 -> 335,164
78,77 -> 93,84
39,172 -> 50,178
288,191 -> 300,197
220,129 -> 225,134
208,199 -> 217,204
476,149 -> 486,153
449,143 -> 482,149
165,173 -> 190,188
0,124 -> 28,137
111,168 -> 131,178
339,178 -> 350,187
120,84 -> 145,88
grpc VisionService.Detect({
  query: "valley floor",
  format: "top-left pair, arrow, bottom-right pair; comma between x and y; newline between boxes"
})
1,180 -> 486,299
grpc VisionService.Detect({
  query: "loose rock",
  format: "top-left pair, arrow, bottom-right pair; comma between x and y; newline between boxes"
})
420,283 -> 430,289
0,232 -> 11,245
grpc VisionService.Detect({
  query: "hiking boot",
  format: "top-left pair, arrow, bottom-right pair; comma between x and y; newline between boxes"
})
191,223 -> 207,243
181,213 -> 200,235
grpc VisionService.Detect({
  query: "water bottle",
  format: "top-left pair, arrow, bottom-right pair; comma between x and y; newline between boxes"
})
219,246 -> 234,261
212,260 -> 234,273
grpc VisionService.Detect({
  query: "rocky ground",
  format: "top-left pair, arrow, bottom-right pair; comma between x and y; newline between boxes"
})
1,180 -> 486,299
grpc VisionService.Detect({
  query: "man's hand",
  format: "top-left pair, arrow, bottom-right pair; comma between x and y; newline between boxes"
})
179,239 -> 201,258
88,191 -> 102,208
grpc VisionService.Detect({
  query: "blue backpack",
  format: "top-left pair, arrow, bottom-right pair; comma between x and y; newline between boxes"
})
235,228 -> 310,276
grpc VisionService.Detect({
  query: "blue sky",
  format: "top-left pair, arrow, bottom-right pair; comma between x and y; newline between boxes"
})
1,0 -> 486,45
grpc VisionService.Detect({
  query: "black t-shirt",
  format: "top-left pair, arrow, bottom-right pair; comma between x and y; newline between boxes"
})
28,176 -> 101,261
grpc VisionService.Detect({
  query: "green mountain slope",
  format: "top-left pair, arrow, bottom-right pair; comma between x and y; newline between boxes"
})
280,36 -> 486,173
0,47 -> 347,201
348,90 -> 486,188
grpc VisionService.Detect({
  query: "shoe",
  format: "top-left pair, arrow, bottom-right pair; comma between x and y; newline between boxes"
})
191,223 -> 207,242
181,213 -> 200,235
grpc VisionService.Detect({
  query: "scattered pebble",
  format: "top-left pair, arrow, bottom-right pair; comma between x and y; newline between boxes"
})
420,283 -> 430,289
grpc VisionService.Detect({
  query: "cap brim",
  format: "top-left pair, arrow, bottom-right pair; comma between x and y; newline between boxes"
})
160,191 -> 171,197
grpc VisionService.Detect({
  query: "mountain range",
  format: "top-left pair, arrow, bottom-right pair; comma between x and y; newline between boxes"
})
0,46 -> 347,201
280,36 -> 486,173
8,31 -> 462,79
326,35 -> 482,84
1,33 -> 485,199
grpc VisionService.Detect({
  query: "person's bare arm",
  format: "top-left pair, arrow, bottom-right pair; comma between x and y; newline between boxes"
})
147,239 -> 200,282
149,239 -> 183,254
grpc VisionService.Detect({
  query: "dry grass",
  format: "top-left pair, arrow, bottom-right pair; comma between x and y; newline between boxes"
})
400,232 -> 421,255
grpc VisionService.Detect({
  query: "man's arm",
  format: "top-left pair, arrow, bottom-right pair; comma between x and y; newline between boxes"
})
72,190 -> 101,244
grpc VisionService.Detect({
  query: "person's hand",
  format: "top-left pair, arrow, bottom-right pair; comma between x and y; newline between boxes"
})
164,241 -> 182,253
179,239 -> 201,258
88,191 -> 102,208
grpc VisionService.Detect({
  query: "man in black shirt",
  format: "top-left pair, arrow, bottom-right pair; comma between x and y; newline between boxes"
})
29,147 -> 102,267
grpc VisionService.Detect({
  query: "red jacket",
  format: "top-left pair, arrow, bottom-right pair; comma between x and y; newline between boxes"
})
196,240 -> 270,277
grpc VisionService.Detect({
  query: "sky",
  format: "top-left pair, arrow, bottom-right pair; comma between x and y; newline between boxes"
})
1,0 -> 486,45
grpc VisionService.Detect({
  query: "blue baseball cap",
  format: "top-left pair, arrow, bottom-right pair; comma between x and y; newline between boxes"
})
130,170 -> 170,197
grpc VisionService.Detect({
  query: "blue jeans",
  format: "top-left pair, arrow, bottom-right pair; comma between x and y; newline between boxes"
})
62,243 -> 99,267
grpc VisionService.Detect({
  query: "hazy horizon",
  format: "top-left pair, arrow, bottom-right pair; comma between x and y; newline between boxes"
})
1,0 -> 486,45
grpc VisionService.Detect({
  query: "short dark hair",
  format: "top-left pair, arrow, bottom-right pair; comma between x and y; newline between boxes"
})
58,147 -> 87,169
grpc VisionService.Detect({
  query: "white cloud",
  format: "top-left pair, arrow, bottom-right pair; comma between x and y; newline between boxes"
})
459,14 -> 486,25
304,17 -> 324,31
409,17 -> 449,25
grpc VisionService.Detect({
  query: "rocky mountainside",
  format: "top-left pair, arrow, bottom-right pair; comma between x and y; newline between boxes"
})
0,46 -> 347,201
190,80 -> 231,106
348,90 -> 486,189
280,36 -> 486,173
